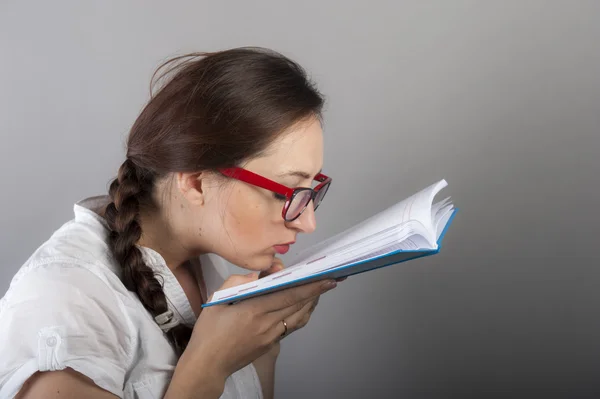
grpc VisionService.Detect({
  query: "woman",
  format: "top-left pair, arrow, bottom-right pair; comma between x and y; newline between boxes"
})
0,47 -> 339,398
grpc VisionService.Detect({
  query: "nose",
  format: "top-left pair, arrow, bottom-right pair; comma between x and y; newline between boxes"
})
288,201 -> 317,233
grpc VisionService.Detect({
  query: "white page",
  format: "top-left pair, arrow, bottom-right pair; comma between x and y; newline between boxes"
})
208,245 -> 437,305
436,207 -> 455,241
299,230 -> 432,277
431,196 -> 452,221
249,220 -> 427,289
290,179 -> 448,265
290,222 -> 418,278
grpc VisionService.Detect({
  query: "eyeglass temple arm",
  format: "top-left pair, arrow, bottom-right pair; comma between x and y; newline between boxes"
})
220,167 -> 295,197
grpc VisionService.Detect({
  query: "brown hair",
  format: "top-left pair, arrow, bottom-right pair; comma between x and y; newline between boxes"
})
104,47 -> 324,355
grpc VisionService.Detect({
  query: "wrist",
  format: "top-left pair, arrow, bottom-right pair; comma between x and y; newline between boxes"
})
266,342 -> 281,359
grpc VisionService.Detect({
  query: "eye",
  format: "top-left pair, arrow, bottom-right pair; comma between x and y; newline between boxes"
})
273,193 -> 287,202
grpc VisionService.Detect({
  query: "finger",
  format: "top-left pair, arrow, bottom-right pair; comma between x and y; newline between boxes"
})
309,296 -> 320,313
266,291 -> 323,327
272,256 -> 285,268
251,279 -> 337,314
270,300 -> 314,341
259,261 -> 285,279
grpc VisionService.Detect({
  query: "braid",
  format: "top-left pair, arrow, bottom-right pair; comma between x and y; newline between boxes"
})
105,159 -> 192,355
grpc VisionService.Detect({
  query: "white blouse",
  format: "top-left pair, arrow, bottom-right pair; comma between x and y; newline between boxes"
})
0,196 -> 263,399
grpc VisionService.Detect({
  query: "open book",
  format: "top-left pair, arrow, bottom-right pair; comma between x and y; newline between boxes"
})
202,179 -> 457,307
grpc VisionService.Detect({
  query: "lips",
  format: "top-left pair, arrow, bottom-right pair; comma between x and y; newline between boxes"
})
273,245 -> 290,254
273,241 -> 295,255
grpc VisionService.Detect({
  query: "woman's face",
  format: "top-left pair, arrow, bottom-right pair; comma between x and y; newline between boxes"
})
193,116 -> 325,271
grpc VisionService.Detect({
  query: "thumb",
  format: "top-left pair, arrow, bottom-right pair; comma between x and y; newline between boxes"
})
259,263 -> 285,279
218,272 -> 260,290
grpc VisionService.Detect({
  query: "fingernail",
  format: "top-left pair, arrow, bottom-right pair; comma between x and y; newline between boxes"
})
322,280 -> 337,290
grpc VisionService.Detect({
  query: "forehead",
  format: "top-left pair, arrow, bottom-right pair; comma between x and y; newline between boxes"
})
248,117 -> 324,177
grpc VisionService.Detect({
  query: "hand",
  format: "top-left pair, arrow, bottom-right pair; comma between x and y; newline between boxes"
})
256,257 -> 326,359
259,257 -> 347,356
180,270 -> 338,382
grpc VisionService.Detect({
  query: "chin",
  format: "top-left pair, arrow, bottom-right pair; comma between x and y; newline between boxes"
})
230,253 -> 275,271
254,253 -> 277,271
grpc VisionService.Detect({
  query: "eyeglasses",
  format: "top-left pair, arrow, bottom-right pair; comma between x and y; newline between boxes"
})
219,167 -> 332,222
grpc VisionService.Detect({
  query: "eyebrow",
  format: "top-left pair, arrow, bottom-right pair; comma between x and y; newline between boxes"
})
278,168 -> 322,180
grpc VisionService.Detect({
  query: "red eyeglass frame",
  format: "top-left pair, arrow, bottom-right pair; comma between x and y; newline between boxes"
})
219,167 -> 332,221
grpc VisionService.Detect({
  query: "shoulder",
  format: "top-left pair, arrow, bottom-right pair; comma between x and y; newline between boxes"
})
3,196 -> 126,304
30,196 -> 120,273
0,261 -> 136,398
1,259 -> 132,321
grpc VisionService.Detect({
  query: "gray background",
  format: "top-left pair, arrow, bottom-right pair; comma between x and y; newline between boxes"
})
1,1 -> 599,398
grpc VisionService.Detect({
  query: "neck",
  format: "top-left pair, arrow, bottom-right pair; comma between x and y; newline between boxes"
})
137,208 -> 197,271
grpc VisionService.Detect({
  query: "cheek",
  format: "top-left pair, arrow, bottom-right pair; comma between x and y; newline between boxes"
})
223,186 -> 279,247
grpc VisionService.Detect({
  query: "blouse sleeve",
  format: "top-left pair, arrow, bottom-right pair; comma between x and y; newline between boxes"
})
0,263 -> 134,398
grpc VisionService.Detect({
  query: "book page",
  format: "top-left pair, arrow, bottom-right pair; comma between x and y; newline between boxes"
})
290,179 -> 448,265
208,245 -> 437,305
436,206 -> 455,241
431,196 -> 452,221
302,233 -> 432,276
289,222 -> 419,278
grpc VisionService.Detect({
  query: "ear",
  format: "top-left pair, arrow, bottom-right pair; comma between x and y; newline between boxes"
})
174,172 -> 206,206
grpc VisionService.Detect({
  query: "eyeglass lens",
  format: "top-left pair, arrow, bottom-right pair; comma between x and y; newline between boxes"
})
285,182 -> 330,220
